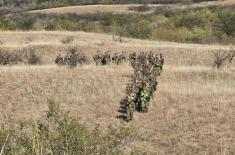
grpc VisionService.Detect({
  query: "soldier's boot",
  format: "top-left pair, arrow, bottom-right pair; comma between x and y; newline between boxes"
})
130,109 -> 133,120
136,101 -> 141,112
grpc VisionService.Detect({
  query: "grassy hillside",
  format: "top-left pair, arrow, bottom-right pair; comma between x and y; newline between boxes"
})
0,31 -> 234,154
0,1 -> 234,154
1,1 -> 234,44
29,0 -> 235,14
0,0 -> 227,12
0,31 -> 231,65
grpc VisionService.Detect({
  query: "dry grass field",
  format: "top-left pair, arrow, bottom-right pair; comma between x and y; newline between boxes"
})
28,0 -> 235,15
0,31 -> 235,154
0,31 -> 231,65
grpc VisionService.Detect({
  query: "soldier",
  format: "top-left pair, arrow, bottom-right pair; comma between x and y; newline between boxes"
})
55,54 -> 64,65
134,80 -> 143,111
104,51 -> 111,64
126,92 -> 136,121
145,81 -> 153,100
112,52 -> 118,64
93,51 -> 101,65
159,54 -> 164,71
120,51 -> 127,62
64,52 -> 71,65
124,51 -> 164,121
129,52 -> 137,65
117,55 -> 122,65
150,74 -> 158,91
140,88 -> 151,112
79,52 -> 86,64
68,50 -> 78,68
126,104 -> 134,121
100,52 -> 107,65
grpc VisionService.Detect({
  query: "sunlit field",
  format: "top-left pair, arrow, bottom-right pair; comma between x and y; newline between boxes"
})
0,31 -> 234,154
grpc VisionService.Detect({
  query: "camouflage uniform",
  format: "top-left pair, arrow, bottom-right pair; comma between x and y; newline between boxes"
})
64,53 -> 71,65
55,54 -> 64,65
124,52 -> 164,121
93,51 -> 101,65
140,89 -> 150,112
112,53 -> 119,64
126,93 -> 135,121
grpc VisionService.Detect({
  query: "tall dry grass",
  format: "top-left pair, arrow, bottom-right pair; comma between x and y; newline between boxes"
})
0,31 -> 234,154
0,31 -> 233,66
0,64 -> 234,154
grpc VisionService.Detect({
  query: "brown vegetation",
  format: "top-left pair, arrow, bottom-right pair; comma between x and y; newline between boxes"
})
0,31 -> 234,154
27,0 -> 235,15
213,48 -> 235,69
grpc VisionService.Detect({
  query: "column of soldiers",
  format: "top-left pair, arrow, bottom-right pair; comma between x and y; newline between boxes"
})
93,51 -> 127,65
123,52 -> 164,121
56,50 -> 127,67
55,50 -> 88,67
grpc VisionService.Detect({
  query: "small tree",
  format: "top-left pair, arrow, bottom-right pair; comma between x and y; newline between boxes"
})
61,36 -> 74,44
0,49 -> 19,65
112,22 -> 126,43
213,8 -> 235,40
212,48 -> 235,69
18,47 -> 41,65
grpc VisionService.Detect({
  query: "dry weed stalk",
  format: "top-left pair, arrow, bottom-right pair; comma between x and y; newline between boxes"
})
213,47 -> 235,69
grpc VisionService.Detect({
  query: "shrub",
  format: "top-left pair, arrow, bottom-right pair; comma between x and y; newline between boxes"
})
0,7 -> 12,16
0,48 -> 41,65
0,49 -> 19,65
212,48 -> 235,69
18,16 -> 35,30
0,19 -> 18,30
154,27 -> 192,42
126,18 -> 152,39
129,4 -> 151,12
0,7 -> 234,44
55,46 -> 89,67
173,11 -> 210,30
61,36 -> 74,44
190,27 -> 212,43
112,24 -> 125,42
18,47 -> 41,65
193,0 -> 220,3
44,19 -> 57,30
56,19 -> 79,30
213,8 -> 235,38
0,99 -> 134,155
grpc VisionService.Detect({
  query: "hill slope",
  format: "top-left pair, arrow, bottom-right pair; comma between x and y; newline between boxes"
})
28,0 -> 235,14
0,31 -> 231,65
0,31 -> 234,153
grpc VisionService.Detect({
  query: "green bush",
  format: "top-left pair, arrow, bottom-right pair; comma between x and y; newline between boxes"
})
0,6 -> 234,44
190,27 -> 212,43
213,8 -> 235,38
173,11 -> 211,30
129,4 -> 151,12
0,99 -> 135,155
56,19 -> 79,30
126,18 -> 152,39
0,19 -> 18,30
154,27 -> 192,42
